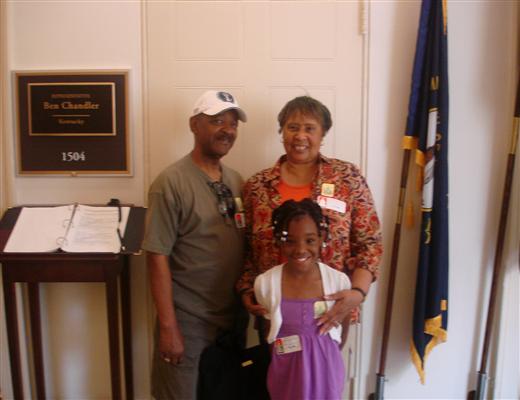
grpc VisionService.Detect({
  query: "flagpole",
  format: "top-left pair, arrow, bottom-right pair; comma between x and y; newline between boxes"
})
468,78 -> 519,400
369,147 -> 413,400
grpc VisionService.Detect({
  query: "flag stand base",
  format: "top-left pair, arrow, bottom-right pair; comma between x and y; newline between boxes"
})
368,374 -> 385,400
475,372 -> 487,400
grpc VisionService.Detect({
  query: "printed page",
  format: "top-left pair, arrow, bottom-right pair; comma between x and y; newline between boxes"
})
3,205 -> 74,252
60,205 -> 130,253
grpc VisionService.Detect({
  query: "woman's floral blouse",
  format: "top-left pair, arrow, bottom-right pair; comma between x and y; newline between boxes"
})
237,154 -> 383,293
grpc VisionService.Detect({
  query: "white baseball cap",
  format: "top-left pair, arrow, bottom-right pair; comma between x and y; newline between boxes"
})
191,90 -> 247,122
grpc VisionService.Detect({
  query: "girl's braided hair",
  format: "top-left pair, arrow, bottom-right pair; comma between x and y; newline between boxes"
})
272,198 -> 329,242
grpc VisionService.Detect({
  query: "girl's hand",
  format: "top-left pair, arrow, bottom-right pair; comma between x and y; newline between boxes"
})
241,290 -> 268,316
317,289 -> 364,335
158,325 -> 185,365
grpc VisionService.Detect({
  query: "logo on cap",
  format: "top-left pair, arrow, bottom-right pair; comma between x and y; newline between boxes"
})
217,92 -> 235,103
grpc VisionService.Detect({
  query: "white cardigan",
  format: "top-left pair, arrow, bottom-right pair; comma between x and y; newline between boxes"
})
254,262 -> 351,344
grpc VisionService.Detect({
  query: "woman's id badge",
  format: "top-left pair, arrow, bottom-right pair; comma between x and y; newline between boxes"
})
317,195 -> 346,214
274,335 -> 302,355
321,183 -> 335,197
313,301 -> 327,318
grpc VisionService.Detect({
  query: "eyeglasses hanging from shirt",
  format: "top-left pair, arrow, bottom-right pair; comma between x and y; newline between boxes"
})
207,181 -> 246,229
208,181 -> 236,219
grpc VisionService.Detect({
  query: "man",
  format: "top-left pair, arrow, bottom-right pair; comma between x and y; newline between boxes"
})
142,90 -> 247,399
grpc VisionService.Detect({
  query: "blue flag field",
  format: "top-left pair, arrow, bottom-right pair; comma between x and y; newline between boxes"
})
404,0 -> 449,384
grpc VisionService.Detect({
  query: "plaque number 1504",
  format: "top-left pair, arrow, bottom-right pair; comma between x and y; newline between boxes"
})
61,151 -> 86,162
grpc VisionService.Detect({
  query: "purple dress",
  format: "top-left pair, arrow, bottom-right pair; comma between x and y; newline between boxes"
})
267,298 -> 345,400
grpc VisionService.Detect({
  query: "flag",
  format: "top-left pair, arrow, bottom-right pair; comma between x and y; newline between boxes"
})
404,0 -> 449,384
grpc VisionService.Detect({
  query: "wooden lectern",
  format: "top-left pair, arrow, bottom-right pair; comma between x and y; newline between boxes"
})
0,205 -> 146,400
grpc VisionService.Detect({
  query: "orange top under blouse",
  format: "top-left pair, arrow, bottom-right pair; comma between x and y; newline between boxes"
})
278,180 -> 313,203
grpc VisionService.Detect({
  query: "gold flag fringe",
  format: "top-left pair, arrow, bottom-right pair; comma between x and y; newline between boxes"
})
410,305 -> 448,384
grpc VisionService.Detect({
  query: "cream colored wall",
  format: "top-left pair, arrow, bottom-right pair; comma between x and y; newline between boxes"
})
1,1 -> 518,399
1,1 -> 150,399
0,0 -> 7,213
1,0 -> 10,396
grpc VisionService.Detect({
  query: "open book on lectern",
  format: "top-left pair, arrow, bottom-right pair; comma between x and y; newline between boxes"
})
3,204 -> 130,253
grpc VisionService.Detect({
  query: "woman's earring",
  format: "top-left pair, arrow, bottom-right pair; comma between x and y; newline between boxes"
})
321,242 -> 327,248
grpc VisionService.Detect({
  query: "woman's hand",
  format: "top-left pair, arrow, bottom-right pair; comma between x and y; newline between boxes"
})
241,290 -> 268,316
317,289 -> 364,335
158,325 -> 185,365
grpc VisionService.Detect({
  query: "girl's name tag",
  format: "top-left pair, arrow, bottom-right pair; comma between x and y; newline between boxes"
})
314,300 -> 327,318
274,335 -> 302,355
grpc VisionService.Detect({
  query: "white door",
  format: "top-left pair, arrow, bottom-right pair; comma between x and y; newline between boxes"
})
145,1 -> 367,397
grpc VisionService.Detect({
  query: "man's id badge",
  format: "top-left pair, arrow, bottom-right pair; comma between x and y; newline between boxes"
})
274,335 -> 302,355
234,197 -> 244,212
234,212 -> 245,229
313,301 -> 327,319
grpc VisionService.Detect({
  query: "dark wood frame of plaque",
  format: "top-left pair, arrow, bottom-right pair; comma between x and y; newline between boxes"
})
14,70 -> 130,175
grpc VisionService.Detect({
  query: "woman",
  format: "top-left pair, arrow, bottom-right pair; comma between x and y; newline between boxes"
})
237,96 -> 383,334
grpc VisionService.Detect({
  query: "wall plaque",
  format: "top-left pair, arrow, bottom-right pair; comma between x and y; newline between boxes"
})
15,71 -> 130,175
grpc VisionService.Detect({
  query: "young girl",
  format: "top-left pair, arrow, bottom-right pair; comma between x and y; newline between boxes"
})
254,198 -> 351,400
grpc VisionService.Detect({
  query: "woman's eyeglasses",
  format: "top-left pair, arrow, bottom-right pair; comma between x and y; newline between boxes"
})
208,181 -> 236,220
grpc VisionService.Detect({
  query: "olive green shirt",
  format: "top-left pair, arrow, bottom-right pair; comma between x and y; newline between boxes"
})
142,154 -> 245,328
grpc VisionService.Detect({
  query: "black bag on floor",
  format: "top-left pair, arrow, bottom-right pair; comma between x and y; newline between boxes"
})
238,341 -> 270,400
197,330 -> 270,400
